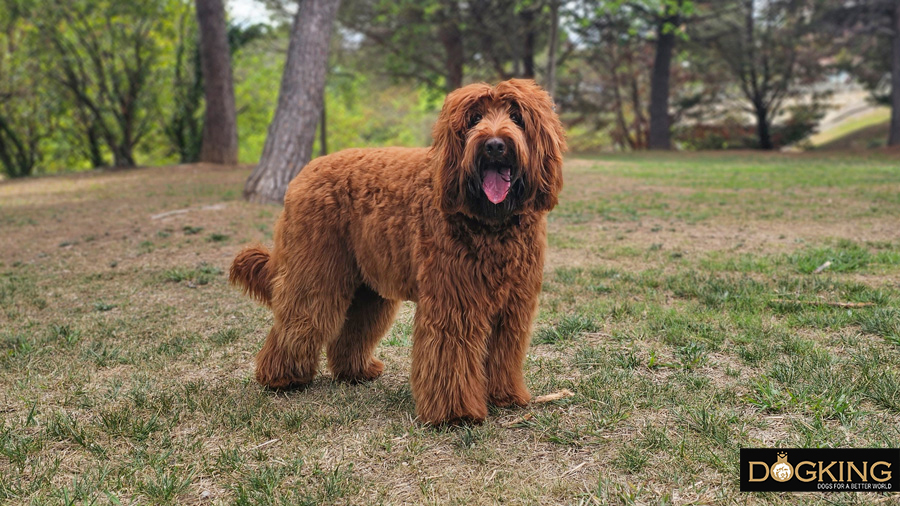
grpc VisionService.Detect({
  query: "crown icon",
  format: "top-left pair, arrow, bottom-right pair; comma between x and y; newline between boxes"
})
777,452 -> 788,460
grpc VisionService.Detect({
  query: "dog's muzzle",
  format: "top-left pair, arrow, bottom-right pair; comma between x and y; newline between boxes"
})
479,138 -> 515,204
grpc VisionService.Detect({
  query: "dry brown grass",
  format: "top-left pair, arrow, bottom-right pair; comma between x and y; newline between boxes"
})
2,153 -> 899,505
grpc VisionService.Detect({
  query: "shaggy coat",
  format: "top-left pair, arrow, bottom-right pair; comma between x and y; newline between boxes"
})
231,79 -> 566,424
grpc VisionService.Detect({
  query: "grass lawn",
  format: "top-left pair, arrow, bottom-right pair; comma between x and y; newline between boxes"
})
1,152 -> 899,505
809,108 -> 890,149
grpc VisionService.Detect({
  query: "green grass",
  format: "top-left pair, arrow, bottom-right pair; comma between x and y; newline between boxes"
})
159,263 -> 223,285
1,153 -> 899,504
810,108 -> 890,148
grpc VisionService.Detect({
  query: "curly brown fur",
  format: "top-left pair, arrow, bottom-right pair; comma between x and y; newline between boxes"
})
231,79 -> 566,424
230,245 -> 272,306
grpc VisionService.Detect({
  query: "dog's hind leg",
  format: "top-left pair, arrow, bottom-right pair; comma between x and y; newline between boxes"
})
254,239 -> 357,390
327,285 -> 400,383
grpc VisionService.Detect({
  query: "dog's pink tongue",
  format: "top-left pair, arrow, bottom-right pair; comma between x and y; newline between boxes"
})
482,168 -> 511,204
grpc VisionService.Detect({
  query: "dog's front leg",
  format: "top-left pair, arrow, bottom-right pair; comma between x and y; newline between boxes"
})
485,285 -> 537,408
410,292 -> 491,425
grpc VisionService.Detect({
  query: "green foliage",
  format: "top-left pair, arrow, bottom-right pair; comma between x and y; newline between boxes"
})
0,0 -> 49,177
163,6 -> 204,164
0,0 -> 273,174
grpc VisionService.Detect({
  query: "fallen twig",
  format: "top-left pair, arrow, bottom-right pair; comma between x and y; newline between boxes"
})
501,413 -> 534,428
151,209 -> 190,220
247,438 -> 280,451
532,389 -> 574,404
812,260 -> 832,274
562,461 -> 589,477
770,299 -> 875,309
151,203 -> 226,220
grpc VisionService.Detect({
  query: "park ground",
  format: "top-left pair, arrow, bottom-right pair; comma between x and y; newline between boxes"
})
1,151 -> 899,505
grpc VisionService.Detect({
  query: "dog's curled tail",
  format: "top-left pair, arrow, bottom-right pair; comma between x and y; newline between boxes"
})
230,245 -> 272,306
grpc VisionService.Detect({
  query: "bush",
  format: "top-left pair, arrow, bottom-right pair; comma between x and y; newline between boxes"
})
675,102 -> 826,150
674,117 -> 756,150
771,102 -> 826,148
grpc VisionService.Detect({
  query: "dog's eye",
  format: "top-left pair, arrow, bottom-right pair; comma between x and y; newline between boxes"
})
510,111 -> 524,128
467,113 -> 482,129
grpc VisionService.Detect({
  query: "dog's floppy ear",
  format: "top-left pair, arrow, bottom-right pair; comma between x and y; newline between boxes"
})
497,79 -> 566,213
430,83 -> 493,214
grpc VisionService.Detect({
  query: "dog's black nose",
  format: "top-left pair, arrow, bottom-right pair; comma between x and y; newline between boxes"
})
484,137 -> 506,159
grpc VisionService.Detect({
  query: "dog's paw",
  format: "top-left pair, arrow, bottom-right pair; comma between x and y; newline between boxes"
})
416,402 -> 487,426
488,389 -> 531,408
256,368 -> 315,390
258,376 -> 313,391
333,357 -> 384,384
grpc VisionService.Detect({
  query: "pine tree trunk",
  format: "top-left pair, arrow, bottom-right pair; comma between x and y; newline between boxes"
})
440,24 -> 464,91
521,8 -> 535,79
196,0 -> 239,164
319,95 -> 327,157
889,1 -> 900,146
545,0 -> 559,100
243,0 -> 341,204
648,17 -> 676,150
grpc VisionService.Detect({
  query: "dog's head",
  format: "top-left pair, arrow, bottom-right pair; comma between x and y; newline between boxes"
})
430,79 -> 566,223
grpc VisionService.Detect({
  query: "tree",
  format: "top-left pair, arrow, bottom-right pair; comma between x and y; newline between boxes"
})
37,0 -> 165,167
165,13 -> 265,164
703,0 -> 819,150
196,0 -> 239,164
892,1 -> 900,146
340,0 -> 555,93
243,0 -> 342,204
467,0 -> 553,82
571,1 -> 699,150
165,6 -> 205,163
0,0 -> 48,177
647,0 -> 689,150
819,0 -> 900,146
340,0 -> 464,92
545,0 -> 560,99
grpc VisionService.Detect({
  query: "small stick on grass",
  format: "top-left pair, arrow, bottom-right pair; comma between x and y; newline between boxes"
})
812,260 -> 832,274
247,438 -> 280,451
771,299 -> 875,309
501,413 -> 534,428
562,461 -> 589,477
532,389 -> 574,404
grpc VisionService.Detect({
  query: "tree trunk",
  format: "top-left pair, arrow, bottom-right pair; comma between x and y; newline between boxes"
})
112,144 -> 136,168
243,0 -> 341,204
648,17 -> 676,150
196,0 -> 239,164
319,94 -> 327,157
755,103 -> 773,150
545,0 -> 559,100
0,116 -> 34,177
86,122 -> 105,168
890,1 -> 900,146
439,2 -> 464,92
630,70 -> 647,149
521,7 -> 535,79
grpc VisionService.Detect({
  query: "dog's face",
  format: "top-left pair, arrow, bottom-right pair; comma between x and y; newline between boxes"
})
430,79 -> 566,223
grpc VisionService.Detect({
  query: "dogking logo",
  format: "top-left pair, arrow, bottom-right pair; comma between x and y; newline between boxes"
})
741,448 -> 900,492
770,452 -> 793,482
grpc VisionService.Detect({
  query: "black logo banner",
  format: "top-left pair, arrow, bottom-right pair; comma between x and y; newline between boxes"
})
741,448 -> 899,492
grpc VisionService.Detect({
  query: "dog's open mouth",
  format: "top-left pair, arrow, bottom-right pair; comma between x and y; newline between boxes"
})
481,165 -> 513,204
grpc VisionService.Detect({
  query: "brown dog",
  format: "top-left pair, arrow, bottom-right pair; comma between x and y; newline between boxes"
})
230,79 -> 565,424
